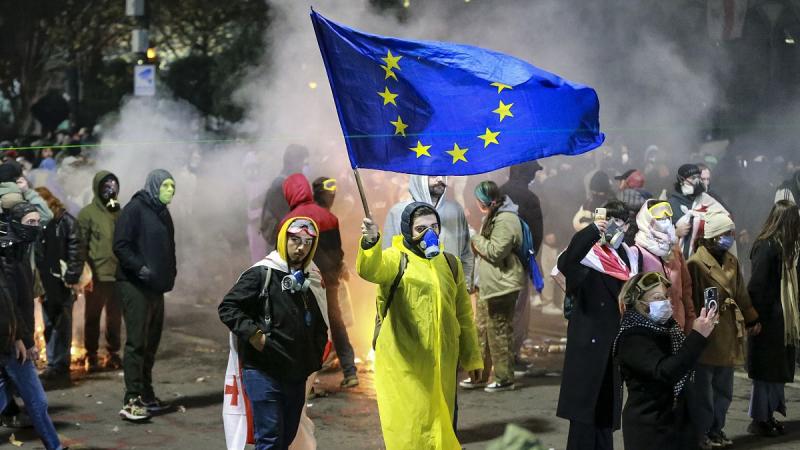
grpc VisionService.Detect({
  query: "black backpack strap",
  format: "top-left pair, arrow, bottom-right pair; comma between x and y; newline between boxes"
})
380,253 -> 408,319
259,266 -> 274,335
443,252 -> 459,282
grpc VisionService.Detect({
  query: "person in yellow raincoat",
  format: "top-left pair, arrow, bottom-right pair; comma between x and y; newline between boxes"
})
357,202 -> 483,450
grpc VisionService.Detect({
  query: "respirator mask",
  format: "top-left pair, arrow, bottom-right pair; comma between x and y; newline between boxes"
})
417,228 -> 441,259
281,270 -> 310,293
602,220 -> 626,250
101,179 -> 120,212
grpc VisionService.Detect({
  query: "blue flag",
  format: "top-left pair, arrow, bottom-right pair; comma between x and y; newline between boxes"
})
311,10 -> 604,176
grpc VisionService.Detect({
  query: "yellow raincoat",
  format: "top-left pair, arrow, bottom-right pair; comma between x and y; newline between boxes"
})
357,235 -> 483,450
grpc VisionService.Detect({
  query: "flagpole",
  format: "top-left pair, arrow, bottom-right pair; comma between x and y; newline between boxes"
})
352,168 -> 372,220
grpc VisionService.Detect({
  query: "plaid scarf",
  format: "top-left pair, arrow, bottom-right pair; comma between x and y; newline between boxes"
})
614,309 -> 690,402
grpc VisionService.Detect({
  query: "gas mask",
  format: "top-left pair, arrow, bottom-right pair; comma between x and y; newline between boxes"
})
100,179 -> 120,212
10,221 -> 41,243
417,228 -> 441,259
602,220 -> 626,250
281,270 -> 310,293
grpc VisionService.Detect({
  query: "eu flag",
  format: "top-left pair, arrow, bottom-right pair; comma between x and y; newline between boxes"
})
311,10 -> 604,176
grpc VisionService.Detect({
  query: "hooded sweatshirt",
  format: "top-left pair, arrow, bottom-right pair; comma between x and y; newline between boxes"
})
383,175 -> 474,285
77,170 -> 121,281
279,173 -> 344,286
113,169 -> 176,293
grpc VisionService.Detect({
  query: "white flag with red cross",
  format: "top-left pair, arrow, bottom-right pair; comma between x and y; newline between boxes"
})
223,333 -> 254,450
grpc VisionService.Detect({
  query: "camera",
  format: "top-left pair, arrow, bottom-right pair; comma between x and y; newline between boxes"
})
703,287 -> 718,312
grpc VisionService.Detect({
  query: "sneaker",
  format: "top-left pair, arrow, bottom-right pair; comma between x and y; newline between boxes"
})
458,377 -> 487,389
483,381 -> 515,393
541,304 -> 563,315
768,417 -> 785,435
340,374 -> 359,388
698,437 -> 713,450
119,397 -> 151,422
39,368 -> 70,382
708,431 -> 733,448
105,353 -> 122,370
747,420 -> 779,437
86,355 -> 100,373
141,396 -> 171,413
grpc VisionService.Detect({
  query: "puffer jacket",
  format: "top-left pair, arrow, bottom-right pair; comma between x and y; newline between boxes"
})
471,196 -> 526,300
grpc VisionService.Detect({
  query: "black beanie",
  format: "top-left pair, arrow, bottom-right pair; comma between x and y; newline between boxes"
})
9,202 -> 38,222
589,171 -> 611,192
0,161 -> 22,183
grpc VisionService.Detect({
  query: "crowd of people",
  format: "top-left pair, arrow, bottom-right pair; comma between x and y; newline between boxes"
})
0,137 -> 799,450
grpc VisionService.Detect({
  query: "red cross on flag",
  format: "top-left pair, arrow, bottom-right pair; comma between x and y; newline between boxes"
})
223,333 -> 254,450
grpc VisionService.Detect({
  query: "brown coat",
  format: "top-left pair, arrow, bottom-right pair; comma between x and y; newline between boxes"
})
687,246 -> 759,367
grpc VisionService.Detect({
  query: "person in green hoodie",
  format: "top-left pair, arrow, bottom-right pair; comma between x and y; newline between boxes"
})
77,171 -> 122,372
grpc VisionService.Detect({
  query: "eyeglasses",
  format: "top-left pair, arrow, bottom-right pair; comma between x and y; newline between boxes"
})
322,178 -> 337,191
288,235 -> 314,247
648,202 -> 673,219
286,218 -> 318,237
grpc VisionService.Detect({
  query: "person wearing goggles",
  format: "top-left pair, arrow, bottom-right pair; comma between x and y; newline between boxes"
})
614,271 -> 717,450
634,200 -> 696,334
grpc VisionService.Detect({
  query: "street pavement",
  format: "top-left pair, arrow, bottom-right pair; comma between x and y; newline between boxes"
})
4,306 -> 800,449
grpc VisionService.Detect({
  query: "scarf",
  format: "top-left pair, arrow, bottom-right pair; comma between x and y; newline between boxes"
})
613,309 -> 690,402
580,244 -> 639,281
780,253 -> 800,346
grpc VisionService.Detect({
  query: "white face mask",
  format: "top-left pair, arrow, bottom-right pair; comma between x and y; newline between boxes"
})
680,183 -> 694,196
653,218 -> 673,233
645,299 -> 673,324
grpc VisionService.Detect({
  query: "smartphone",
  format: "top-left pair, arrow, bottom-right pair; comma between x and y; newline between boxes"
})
594,207 -> 607,221
704,287 -> 718,312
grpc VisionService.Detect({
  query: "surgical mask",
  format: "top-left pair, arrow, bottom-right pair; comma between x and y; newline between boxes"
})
644,300 -> 673,324
281,270 -> 310,293
715,235 -> 735,252
680,183 -> 694,196
418,228 -> 440,259
10,222 -> 41,243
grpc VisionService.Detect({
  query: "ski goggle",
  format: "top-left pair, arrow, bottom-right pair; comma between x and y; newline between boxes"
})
625,271 -> 671,303
286,218 -> 318,237
648,202 -> 673,219
322,178 -> 337,191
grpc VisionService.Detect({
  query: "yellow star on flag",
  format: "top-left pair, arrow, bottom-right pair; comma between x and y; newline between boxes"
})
381,65 -> 398,81
446,143 -> 468,164
493,100 -> 514,122
377,87 -> 398,106
390,116 -> 408,136
382,50 -> 402,71
490,82 -> 512,93
409,140 -> 431,158
478,128 -> 500,148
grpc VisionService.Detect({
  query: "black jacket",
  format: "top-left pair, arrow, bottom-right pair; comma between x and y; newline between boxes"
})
500,178 -> 543,254
747,239 -> 799,383
0,238 -> 35,348
113,191 -> 176,293
556,224 -> 627,429
36,211 -> 84,306
218,266 -> 328,382
0,248 -> 27,351
617,326 -> 707,450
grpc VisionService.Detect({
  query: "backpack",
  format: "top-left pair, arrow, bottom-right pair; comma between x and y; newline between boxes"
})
516,216 -> 545,293
372,252 -> 459,350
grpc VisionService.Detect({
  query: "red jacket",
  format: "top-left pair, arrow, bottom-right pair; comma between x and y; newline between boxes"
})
280,174 -> 343,284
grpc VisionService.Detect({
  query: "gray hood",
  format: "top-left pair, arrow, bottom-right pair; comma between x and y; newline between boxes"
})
144,169 -> 174,203
408,175 -> 447,209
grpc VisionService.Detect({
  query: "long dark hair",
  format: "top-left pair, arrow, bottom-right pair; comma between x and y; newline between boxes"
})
753,200 -> 800,264
475,180 -> 503,238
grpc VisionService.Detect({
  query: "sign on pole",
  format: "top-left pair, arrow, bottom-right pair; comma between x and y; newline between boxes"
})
134,65 -> 156,96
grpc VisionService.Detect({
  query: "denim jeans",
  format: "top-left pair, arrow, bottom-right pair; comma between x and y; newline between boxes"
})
0,352 -> 62,450
42,296 -> 73,372
242,368 -> 306,450
691,364 -> 734,437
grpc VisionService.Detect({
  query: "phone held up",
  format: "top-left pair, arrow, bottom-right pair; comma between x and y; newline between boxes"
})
704,287 -> 719,312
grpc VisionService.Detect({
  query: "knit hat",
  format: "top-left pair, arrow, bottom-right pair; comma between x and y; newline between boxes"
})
0,161 -> 22,183
589,171 -> 611,192
677,164 -> 700,180
703,211 -> 734,238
